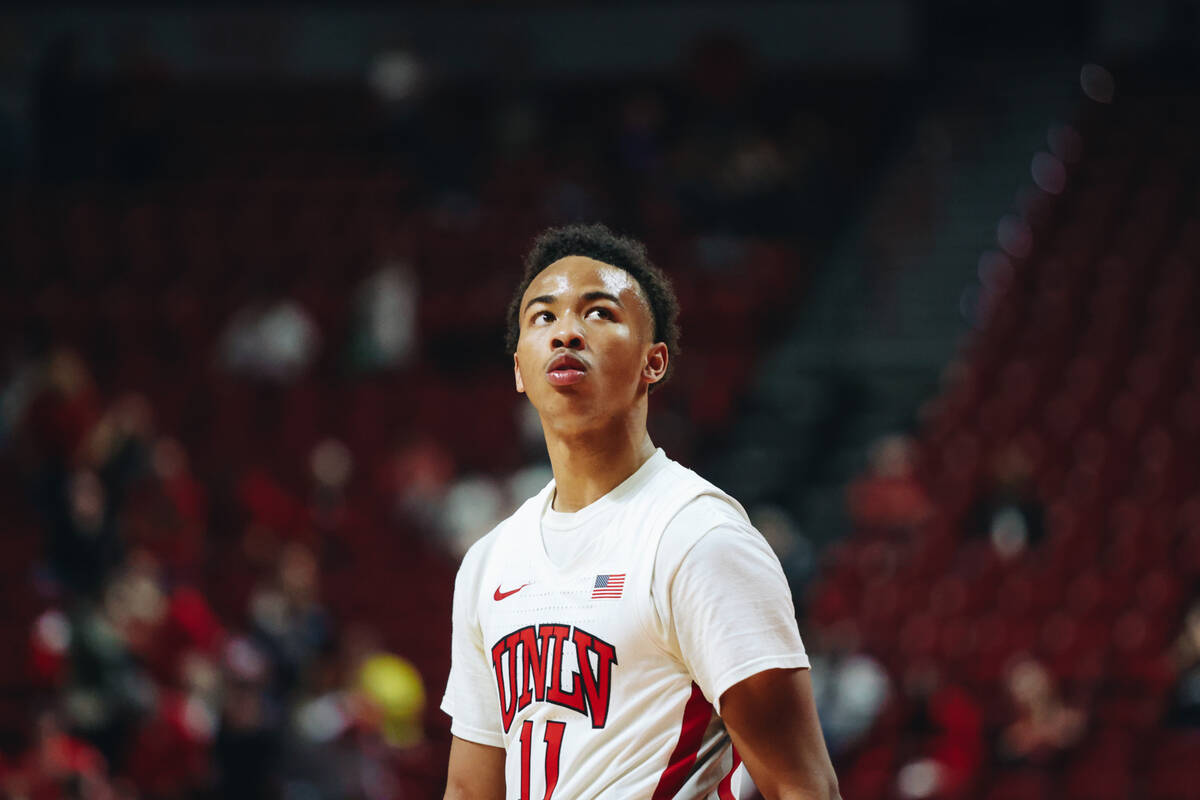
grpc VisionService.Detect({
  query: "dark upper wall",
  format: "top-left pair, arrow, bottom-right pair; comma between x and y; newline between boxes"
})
3,3 -> 915,81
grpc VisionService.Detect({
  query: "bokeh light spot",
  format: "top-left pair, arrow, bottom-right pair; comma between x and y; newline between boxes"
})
997,214 -> 1033,258
1031,152 -> 1067,195
1081,63 -> 1115,103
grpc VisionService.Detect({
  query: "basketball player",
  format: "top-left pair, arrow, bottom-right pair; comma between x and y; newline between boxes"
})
442,224 -> 839,800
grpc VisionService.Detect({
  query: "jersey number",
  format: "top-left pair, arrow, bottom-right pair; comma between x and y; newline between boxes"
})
519,720 -> 566,800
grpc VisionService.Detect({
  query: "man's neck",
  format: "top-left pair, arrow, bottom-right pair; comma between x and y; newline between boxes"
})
543,414 -> 657,513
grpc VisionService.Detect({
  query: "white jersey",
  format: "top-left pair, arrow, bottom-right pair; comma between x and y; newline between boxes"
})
441,450 -> 809,799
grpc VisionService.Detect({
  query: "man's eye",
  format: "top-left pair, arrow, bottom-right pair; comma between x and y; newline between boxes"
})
586,307 -> 612,320
532,310 -> 554,324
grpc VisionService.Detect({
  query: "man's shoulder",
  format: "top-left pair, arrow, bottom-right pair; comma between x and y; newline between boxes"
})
673,492 -> 749,526
658,458 -> 749,522
659,493 -> 756,557
650,468 -> 758,577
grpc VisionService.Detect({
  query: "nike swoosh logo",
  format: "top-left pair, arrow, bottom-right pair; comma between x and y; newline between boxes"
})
494,583 -> 530,601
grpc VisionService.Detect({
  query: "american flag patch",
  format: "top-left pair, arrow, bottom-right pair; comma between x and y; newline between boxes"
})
591,573 -> 626,599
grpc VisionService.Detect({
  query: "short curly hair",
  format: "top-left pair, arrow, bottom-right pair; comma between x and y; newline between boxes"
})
505,223 -> 681,391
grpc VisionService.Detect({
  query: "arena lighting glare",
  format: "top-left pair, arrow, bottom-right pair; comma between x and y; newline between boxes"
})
1080,63 -> 1115,103
977,250 -> 1014,292
369,49 -> 424,102
1031,152 -> 1067,195
997,214 -> 1033,259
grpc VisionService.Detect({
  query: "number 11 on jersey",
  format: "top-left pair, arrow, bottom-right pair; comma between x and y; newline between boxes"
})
519,720 -> 566,800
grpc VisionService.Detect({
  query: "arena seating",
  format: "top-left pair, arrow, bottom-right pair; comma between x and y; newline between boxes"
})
10,64 -> 1195,799
816,92 -> 1200,797
0,77 -> 834,792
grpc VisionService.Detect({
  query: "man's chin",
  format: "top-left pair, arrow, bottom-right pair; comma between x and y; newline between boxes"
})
529,391 -> 601,426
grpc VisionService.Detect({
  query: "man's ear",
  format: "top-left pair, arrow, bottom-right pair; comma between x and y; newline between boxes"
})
513,354 -> 526,394
643,343 -> 668,385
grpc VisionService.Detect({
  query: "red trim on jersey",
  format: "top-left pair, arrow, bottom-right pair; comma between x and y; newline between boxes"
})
717,747 -> 742,800
651,682 -> 712,800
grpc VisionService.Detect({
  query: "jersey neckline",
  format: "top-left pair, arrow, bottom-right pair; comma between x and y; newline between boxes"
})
536,448 -> 670,572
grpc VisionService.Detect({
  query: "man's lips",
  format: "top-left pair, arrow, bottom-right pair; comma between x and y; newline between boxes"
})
546,353 -> 587,386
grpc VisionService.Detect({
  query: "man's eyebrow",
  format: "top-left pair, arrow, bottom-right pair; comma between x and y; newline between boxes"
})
523,290 -> 624,312
523,294 -> 556,312
582,291 -> 623,307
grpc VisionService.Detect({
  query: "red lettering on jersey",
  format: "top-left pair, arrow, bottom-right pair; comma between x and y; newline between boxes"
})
572,628 -> 617,729
492,623 -> 618,730
544,624 -> 587,716
492,630 -> 523,732
516,626 -> 553,709
543,720 -> 566,799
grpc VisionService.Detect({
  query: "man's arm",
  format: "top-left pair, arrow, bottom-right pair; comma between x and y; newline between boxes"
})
444,736 -> 506,800
720,667 -> 840,800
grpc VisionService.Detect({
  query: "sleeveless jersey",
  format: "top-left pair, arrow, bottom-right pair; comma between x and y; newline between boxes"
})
447,452 -> 760,799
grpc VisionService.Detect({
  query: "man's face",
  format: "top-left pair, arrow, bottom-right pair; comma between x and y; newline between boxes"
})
513,256 -> 667,428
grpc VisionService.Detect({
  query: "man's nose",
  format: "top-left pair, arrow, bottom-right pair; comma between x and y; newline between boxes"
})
551,318 -> 585,350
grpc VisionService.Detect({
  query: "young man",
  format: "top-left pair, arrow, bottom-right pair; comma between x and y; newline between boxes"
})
441,224 -> 839,800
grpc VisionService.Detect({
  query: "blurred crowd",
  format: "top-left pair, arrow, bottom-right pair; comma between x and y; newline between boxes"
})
11,18 -> 1199,800
820,426 -> 1200,800
3,347 -> 443,800
812,84 -> 1200,799
0,27 -> 897,800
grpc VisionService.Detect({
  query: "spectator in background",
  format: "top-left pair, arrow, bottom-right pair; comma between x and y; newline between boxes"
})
808,621 -> 890,756
346,261 -> 419,373
22,353 -> 155,600
308,437 -> 369,572
49,467 -> 122,598
249,542 -> 333,698
64,557 -> 161,771
894,663 -> 984,800
348,652 -> 430,796
122,646 -> 218,797
437,473 -> 506,559
282,644 -> 430,799
368,41 -> 433,180
377,434 -> 456,534
996,656 -> 1085,768
29,608 -> 72,690
213,636 -> 282,800
1,709 -> 111,799
969,444 -> 1045,558
23,349 -> 101,465
220,299 -> 320,382
847,434 -> 934,533
718,129 -> 792,235
43,391 -> 155,598
120,435 -> 207,581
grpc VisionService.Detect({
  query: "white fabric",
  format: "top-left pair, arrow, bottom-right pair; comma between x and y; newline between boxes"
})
543,494 -> 809,713
441,449 -> 809,799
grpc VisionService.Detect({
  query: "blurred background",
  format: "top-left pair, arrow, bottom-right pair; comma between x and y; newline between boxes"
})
0,1 -> 1198,799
